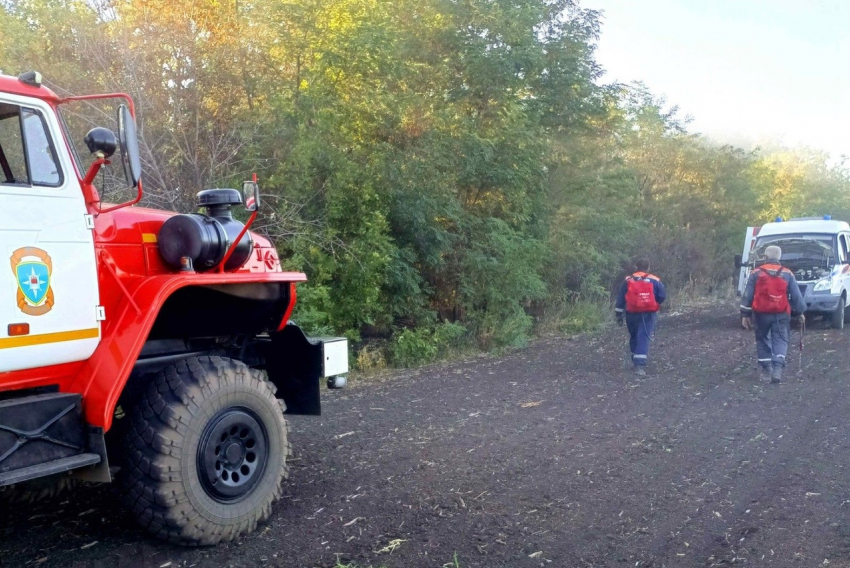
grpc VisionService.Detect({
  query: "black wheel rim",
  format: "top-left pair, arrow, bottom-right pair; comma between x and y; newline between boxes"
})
198,407 -> 269,503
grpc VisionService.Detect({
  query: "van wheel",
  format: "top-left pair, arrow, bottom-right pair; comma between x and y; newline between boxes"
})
832,297 -> 846,330
119,356 -> 290,546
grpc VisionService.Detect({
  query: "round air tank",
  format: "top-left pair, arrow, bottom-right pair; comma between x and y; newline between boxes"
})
158,189 -> 253,271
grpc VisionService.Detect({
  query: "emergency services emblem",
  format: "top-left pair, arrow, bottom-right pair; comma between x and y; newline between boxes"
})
10,247 -> 54,316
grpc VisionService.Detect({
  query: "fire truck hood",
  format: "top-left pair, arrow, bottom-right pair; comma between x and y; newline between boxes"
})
96,206 -> 273,248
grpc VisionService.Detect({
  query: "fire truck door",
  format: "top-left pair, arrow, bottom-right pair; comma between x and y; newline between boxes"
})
0,95 -> 100,372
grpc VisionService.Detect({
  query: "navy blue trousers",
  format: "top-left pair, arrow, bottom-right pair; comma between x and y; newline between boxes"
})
753,312 -> 791,368
626,312 -> 657,367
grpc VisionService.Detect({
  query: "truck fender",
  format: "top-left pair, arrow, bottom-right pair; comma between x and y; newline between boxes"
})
71,273 -> 304,431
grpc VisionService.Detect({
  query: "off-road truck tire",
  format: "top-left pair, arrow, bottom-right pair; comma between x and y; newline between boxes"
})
119,355 -> 290,546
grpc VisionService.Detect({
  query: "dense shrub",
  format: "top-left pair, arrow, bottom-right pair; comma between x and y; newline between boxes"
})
4,0 -> 849,367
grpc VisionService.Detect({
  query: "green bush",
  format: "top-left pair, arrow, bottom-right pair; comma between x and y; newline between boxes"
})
12,0 -> 850,375
289,279 -> 336,337
433,321 -> 467,347
388,328 -> 439,367
388,322 -> 469,368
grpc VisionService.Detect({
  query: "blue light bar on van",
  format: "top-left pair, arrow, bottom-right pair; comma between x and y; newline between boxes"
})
824,215 -> 832,220
775,217 -> 783,222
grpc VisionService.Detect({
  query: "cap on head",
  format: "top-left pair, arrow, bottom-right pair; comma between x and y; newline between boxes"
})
635,258 -> 650,272
765,245 -> 782,261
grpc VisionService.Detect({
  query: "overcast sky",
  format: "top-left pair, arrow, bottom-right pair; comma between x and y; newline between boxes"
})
584,0 -> 850,159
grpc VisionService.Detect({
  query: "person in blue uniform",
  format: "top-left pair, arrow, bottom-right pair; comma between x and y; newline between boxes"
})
740,245 -> 805,384
615,259 -> 666,376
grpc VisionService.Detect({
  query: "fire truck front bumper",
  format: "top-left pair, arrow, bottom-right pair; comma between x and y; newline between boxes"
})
255,323 -> 349,416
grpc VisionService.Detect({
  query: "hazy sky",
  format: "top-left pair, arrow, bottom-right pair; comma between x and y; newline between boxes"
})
585,0 -> 850,159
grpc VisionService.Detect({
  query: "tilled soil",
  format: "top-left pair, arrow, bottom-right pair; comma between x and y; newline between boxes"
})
2,306 -> 850,568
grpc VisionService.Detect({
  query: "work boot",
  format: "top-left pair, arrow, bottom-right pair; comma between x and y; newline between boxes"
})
634,365 -> 647,377
759,365 -> 771,383
770,363 -> 783,384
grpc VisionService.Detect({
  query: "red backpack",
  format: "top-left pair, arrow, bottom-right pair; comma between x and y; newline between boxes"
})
752,268 -> 790,313
625,274 -> 660,313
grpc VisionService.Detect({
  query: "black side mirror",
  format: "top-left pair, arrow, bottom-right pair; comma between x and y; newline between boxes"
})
734,254 -> 743,268
117,104 -> 142,188
242,180 -> 260,212
84,127 -> 117,158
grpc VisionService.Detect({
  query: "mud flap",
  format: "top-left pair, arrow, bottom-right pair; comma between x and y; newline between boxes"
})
72,426 -> 111,483
260,324 -> 348,416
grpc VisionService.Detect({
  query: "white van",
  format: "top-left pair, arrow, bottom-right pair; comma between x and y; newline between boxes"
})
735,217 -> 850,329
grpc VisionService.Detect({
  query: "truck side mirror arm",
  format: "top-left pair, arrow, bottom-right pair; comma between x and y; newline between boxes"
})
81,157 -> 109,205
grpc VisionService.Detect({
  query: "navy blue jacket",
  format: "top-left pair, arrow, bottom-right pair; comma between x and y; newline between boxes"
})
615,272 -> 667,314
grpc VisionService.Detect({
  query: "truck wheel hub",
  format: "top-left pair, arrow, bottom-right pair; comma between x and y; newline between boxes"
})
224,443 -> 243,464
198,407 -> 268,503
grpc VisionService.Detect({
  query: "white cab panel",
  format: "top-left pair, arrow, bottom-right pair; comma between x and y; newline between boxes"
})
0,93 -> 100,372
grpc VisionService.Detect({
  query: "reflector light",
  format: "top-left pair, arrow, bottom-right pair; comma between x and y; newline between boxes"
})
8,323 -> 30,336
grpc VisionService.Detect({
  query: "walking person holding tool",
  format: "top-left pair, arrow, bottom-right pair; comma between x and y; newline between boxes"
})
740,245 -> 806,384
615,259 -> 667,376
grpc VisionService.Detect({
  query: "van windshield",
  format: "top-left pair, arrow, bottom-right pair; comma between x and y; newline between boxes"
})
753,234 -> 835,281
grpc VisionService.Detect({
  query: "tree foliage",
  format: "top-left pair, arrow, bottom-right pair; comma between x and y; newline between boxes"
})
3,0 -> 849,361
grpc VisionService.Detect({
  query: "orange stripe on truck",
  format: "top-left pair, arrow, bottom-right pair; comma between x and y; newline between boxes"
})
0,327 -> 99,349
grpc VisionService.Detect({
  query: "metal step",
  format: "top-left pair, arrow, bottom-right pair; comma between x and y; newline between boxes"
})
0,392 -> 86,477
0,453 -> 100,487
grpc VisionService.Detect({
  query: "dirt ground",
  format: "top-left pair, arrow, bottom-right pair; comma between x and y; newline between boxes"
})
2,305 -> 850,568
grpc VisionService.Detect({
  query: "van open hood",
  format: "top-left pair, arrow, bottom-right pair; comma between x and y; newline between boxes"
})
754,236 -> 834,272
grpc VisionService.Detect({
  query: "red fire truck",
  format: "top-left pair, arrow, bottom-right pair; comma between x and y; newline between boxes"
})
0,71 -> 347,545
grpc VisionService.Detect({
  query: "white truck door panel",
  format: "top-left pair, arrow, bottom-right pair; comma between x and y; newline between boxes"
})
0,94 -> 100,372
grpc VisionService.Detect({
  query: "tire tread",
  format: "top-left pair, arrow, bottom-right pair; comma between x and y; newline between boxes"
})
119,356 -> 290,546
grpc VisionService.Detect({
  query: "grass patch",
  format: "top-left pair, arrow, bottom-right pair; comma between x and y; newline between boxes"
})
352,323 -> 474,373
554,300 -> 610,335
535,298 -> 611,336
